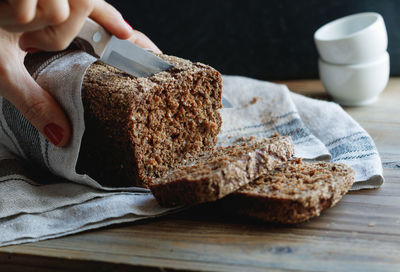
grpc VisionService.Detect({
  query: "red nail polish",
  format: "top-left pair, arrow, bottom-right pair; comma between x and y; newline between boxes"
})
44,123 -> 64,146
124,19 -> 134,31
26,48 -> 40,53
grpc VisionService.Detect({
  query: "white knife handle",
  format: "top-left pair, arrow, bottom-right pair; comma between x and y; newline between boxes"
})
75,18 -> 111,58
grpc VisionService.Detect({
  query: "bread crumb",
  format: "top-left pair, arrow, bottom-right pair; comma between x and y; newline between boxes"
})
368,222 -> 376,227
250,96 -> 259,104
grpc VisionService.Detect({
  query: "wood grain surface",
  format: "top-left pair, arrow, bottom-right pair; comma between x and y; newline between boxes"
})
1,79 -> 399,272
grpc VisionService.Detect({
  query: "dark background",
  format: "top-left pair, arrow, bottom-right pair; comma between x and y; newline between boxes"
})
108,0 -> 399,80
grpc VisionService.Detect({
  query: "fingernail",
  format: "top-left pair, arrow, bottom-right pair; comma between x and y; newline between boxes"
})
44,123 -> 64,146
26,48 -> 40,53
124,19 -> 134,31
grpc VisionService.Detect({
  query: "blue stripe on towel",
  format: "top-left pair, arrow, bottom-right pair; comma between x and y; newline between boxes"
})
329,135 -> 376,160
326,131 -> 364,147
332,152 -> 378,162
273,119 -> 310,141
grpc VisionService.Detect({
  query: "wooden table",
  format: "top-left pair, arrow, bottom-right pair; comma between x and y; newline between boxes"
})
1,79 -> 399,272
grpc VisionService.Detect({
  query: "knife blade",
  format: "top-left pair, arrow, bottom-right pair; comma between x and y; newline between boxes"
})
222,96 -> 233,108
76,18 -> 173,77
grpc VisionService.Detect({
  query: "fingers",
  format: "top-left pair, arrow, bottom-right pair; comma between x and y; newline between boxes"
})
0,0 -> 38,25
90,0 -> 133,40
0,0 -> 70,32
18,0 -> 134,52
0,64 -> 71,147
128,30 -> 162,54
0,29 -> 70,146
2,0 -> 139,52
19,0 -> 95,51
91,1 -> 162,53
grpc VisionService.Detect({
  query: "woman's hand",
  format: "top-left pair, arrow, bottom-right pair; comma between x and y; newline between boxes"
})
0,29 -> 73,146
0,0 -> 161,146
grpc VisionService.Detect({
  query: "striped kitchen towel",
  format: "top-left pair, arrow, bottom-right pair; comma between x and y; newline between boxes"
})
0,51 -> 383,246
220,75 -> 383,190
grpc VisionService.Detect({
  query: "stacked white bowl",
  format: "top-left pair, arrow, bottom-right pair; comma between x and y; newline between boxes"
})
314,12 -> 389,106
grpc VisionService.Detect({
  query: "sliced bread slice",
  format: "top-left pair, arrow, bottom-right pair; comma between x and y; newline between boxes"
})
149,134 -> 295,207
221,158 -> 355,224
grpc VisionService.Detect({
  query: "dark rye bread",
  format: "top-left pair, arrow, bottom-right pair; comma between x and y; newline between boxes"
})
221,158 -> 355,224
150,135 -> 295,207
76,54 -> 222,187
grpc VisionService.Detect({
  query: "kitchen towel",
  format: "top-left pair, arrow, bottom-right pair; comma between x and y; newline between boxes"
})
0,50 -> 383,246
219,75 -> 383,190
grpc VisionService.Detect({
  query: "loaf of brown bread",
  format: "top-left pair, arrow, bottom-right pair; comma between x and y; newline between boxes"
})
221,158 -> 355,224
149,135 -> 295,207
76,55 -> 222,187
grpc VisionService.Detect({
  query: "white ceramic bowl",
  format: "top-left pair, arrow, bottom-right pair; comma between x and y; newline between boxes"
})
314,12 -> 387,64
318,51 -> 389,106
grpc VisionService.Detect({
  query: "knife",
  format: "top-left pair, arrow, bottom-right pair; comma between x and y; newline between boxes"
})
222,96 -> 233,108
75,18 -> 173,77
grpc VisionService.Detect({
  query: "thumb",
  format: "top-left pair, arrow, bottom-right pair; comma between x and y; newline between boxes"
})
1,66 -> 71,147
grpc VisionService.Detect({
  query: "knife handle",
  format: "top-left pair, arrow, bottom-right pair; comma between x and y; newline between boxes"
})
75,18 -> 111,58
